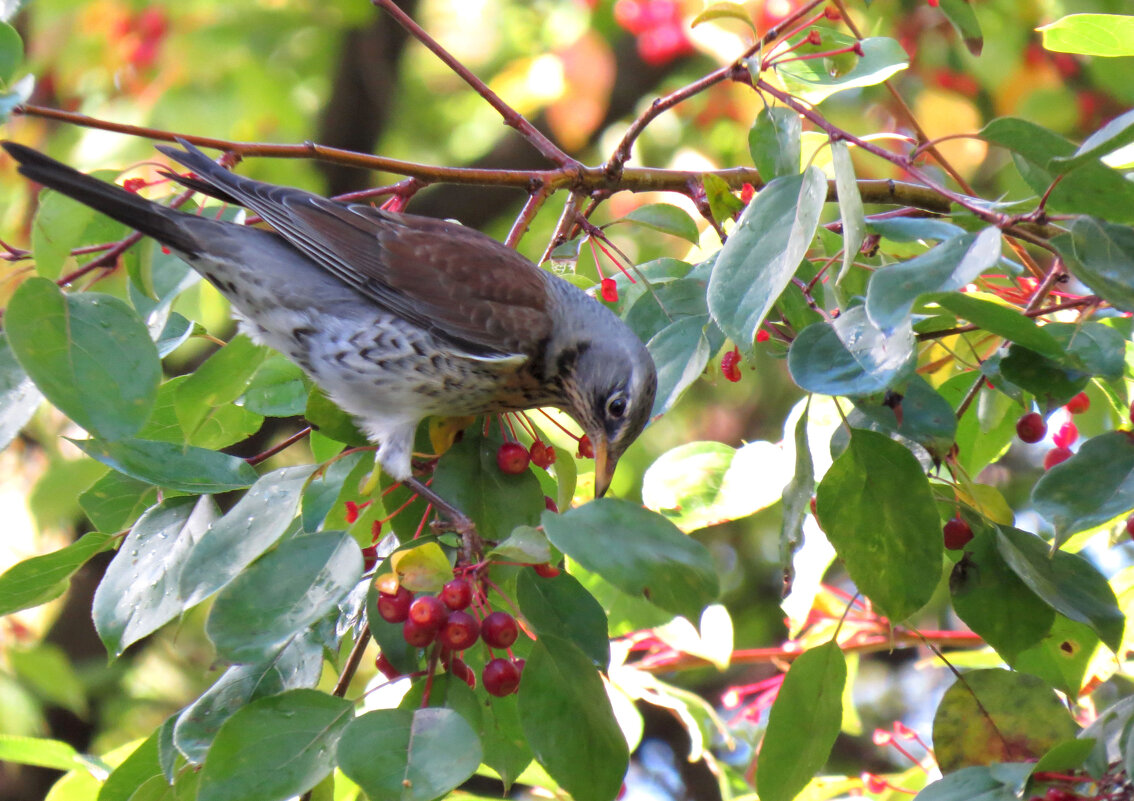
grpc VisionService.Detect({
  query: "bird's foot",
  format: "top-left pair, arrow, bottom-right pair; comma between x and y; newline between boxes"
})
402,476 -> 483,562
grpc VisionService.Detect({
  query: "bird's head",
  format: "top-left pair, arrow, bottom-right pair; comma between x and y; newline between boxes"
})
560,335 -> 657,498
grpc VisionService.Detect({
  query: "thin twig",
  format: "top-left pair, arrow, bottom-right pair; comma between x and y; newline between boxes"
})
246,426 -> 313,466
506,184 -> 551,249
370,0 -> 578,170
332,624 -> 372,697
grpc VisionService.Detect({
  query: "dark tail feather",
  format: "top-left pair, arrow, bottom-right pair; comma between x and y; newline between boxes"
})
1,141 -> 202,255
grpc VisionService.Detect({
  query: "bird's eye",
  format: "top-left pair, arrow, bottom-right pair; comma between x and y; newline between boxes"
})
606,394 -> 627,419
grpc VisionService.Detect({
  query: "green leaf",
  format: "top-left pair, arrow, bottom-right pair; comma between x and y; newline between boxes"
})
1047,321 -> 1125,380
703,172 -> 745,223
30,191 -> 96,280
1050,108 -> 1134,172
830,139 -> 865,284
197,690 -> 353,801
0,21 -> 22,82
480,694 -> 533,791
780,406 -> 813,593
950,522 -> 1054,664
849,375 -> 957,460
174,335 -> 268,435
621,204 -> 700,245
99,725 -> 164,801
642,440 -> 788,532
868,217 -> 964,243
939,0 -> 983,55
996,525 -> 1124,652
542,499 -> 719,622
0,734 -> 104,774
646,316 -> 711,416
174,633 -> 324,765
1032,431 -> 1134,544
1013,615 -> 1098,698
691,2 -> 755,32
0,531 -> 112,615
179,465 -> 316,606
71,437 -> 259,494
865,229 -> 1002,333
206,531 -> 362,663
0,332 -> 42,453
928,292 -> 1065,359
932,668 -> 1077,772
788,307 -> 915,396
914,765 -> 1027,801
749,106 -> 801,180
517,569 -> 609,669
1059,217 -> 1134,312
708,168 -> 826,351
241,356 -> 309,417
337,708 -> 482,801
305,387 -> 369,446
999,345 -> 1088,407
519,635 -> 628,801
1037,14 -> 1134,57
431,426 -> 544,542
757,640 -> 846,801
8,643 -> 87,716
815,429 -> 942,621
776,35 -> 909,104
7,278 -> 160,440
980,119 -> 1134,223
78,471 -> 157,533
92,498 -> 216,656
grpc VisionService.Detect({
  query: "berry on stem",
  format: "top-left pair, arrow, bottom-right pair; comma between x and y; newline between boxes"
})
482,610 -> 519,649
449,657 -> 476,689
1125,515 -> 1134,539
482,657 -> 522,696
577,435 -> 595,459
943,518 -> 973,550
1065,392 -> 1090,414
497,441 -> 531,474
439,610 -> 481,651
534,563 -> 561,578
402,618 -> 438,647
409,595 -> 449,628
440,578 -> 473,611
544,495 -> 559,513
377,585 -> 414,623
1044,447 -> 1073,470
721,347 -> 741,382
530,440 -> 556,469
1052,421 -> 1078,449
1016,412 -> 1047,443
361,545 -> 379,572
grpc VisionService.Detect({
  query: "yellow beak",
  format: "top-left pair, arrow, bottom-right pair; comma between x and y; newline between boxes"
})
594,436 -> 614,498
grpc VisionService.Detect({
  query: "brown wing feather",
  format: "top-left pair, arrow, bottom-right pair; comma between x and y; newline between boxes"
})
157,142 -> 551,358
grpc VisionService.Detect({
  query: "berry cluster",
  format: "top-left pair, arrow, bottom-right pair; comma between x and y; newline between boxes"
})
496,439 -> 557,475
1014,391 -> 1091,470
375,576 -> 531,696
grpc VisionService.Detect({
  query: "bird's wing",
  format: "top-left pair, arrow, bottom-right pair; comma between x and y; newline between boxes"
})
157,142 -> 552,359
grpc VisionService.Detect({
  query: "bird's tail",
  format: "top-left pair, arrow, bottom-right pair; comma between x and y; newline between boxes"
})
2,141 -> 202,256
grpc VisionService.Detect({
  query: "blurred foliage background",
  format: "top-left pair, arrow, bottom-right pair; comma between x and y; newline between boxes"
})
1,0 -> 1133,799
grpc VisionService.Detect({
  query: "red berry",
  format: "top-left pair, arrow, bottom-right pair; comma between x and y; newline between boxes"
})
375,653 -> 403,680
1126,515 -> 1134,538
449,657 -> 476,688
1016,412 -> 1047,444
438,610 -> 480,651
482,657 -> 522,697
409,595 -> 449,628
807,29 -> 822,45
740,183 -> 755,204
600,278 -> 618,303
122,177 -> 146,193
756,328 -> 770,343
534,563 -> 561,578
496,442 -> 531,475
544,495 -> 559,513
1044,788 -> 1077,801
1053,421 -> 1078,449
361,545 -> 379,572
1044,447 -> 1073,470
577,435 -> 595,459
943,518 -> 973,550
440,578 -> 473,611
1065,392 -> 1090,414
481,611 -> 519,649
721,348 -> 742,382
402,617 -> 438,647
377,585 -> 414,623
530,441 -> 556,469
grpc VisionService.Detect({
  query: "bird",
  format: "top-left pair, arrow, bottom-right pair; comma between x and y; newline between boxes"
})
2,139 -> 657,503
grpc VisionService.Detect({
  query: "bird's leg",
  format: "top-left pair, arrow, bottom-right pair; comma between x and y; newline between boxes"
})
401,475 -> 483,562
